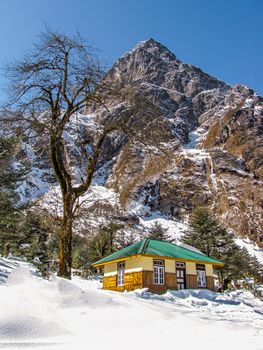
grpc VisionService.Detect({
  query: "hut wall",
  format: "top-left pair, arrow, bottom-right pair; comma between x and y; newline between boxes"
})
102,256 -> 216,293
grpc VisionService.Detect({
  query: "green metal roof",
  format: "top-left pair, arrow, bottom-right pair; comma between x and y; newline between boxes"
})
92,239 -> 223,266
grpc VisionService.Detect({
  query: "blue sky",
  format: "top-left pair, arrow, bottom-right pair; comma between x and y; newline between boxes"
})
0,0 -> 262,101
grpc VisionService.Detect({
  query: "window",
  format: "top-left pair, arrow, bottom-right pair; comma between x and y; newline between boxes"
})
176,262 -> 185,269
196,264 -> 205,270
153,260 -> 164,285
196,264 -> 206,288
117,261 -> 125,286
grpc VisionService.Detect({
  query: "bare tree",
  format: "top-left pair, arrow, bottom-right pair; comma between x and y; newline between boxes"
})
3,29 -> 166,278
3,29 -> 113,278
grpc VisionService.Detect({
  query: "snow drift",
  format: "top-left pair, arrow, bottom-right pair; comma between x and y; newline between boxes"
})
0,257 -> 263,350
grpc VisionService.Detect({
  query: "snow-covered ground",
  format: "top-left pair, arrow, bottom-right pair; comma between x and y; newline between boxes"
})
140,213 -> 188,241
184,128 -> 205,150
0,257 -> 263,350
236,238 -> 263,265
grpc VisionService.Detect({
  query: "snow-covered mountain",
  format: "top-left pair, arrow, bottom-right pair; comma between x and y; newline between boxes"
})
104,40 -> 263,240
10,39 -> 263,259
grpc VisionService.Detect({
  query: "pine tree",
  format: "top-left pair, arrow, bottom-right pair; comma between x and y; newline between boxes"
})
71,234 -> 90,271
182,207 -> 258,289
0,136 -> 54,276
0,136 -> 52,275
147,222 -> 173,242
18,212 -> 50,277
0,136 -> 27,256
88,223 -> 125,263
183,207 -> 239,257
218,245 -> 251,289
0,193 -> 19,255
248,255 -> 263,283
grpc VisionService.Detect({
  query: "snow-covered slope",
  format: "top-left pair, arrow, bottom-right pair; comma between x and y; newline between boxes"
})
0,258 -> 263,350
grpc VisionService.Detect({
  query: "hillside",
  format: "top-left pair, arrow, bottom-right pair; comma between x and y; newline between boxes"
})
5,39 -> 263,256
0,257 -> 263,350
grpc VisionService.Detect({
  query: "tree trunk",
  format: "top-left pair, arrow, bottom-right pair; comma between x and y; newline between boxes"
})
217,270 -> 224,291
3,242 -> 10,258
58,192 -> 74,279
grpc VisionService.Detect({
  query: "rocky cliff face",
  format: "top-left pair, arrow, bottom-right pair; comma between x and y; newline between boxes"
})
103,39 -> 263,244
106,39 -> 229,141
11,39 -> 263,249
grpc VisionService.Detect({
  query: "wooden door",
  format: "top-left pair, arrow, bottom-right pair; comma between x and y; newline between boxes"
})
176,262 -> 186,290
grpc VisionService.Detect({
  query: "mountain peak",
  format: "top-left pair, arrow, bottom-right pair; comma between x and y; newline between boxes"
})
109,38 -> 227,97
127,38 -> 176,60
135,38 -> 165,48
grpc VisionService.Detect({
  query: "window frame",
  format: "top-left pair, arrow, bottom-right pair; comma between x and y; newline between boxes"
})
176,262 -> 185,269
117,261 -> 125,286
196,264 -> 206,270
153,259 -> 165,285
196,264 -> 207,288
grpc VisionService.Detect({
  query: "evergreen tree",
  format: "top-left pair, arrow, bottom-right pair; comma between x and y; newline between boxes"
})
183,207 -> 244,260
147,222 -> 173,242
18,212 -> 50,277
218,245 -> 251,289
0,192 -> 21,256
0,136 -> 27,256
0,136 -> 56,276
88,230 -> 111,263
182,207 -> 259,289
88,223 -> 125,263
182,207 -> 229,257
248,255 -> 263,283
71,234 -> 90,271
0,136 -> 21,191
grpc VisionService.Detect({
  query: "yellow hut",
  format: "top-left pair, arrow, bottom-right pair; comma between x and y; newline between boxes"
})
92,238 -> 223,293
